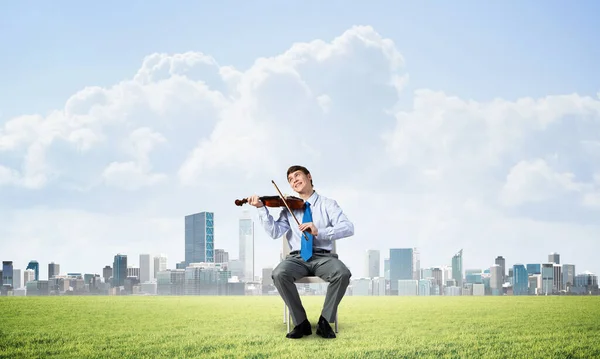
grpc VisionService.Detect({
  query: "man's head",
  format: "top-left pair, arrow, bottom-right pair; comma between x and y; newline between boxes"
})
287,165 -> 313,193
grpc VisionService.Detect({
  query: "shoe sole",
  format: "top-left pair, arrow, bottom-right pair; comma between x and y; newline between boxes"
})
316,328 -> 336,338
286,328 -> 312,339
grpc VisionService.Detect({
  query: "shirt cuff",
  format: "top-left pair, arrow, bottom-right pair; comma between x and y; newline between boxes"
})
256,206 -> 269,217
316,228 -> 328,240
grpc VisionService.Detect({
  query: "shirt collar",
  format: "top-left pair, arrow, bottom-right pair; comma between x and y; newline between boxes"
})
305,190 -> 318,206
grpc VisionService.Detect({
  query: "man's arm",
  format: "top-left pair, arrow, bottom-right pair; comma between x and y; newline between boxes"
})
316,200 -> 354,241
256,206 -> 291,239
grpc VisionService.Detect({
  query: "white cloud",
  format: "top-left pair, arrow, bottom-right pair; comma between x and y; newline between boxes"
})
100,127 -> 168,190
384,90 -> 600,172
102,161 -> 167,190
316,94 -> 331,113
499,159 -> 583,206
2,25 -> 600,280
582,173 -> 600,208
0,164 -> 19,185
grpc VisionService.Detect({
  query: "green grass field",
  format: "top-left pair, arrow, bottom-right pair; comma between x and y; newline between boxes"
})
1,295 -> 599,358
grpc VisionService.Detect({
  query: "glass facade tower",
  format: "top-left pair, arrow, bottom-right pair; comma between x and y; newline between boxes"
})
26,260 -> 39,281
513,264 -> 528,295
389,248 -> 413,295
185,212 -> 215,266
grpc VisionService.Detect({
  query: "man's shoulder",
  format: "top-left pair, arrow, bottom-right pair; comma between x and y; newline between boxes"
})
315,193 -> 339,206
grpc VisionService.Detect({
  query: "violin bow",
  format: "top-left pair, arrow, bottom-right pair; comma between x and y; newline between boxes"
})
271,180 -> 310,242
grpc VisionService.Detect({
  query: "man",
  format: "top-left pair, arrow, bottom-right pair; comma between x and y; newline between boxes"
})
247,165 -> 354,339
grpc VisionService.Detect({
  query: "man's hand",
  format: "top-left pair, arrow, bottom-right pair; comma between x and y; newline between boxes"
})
247,195 -> 264,208
299,222 -> 318,236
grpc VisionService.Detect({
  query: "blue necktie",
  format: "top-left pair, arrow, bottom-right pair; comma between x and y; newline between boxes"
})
301,202 -> 313,261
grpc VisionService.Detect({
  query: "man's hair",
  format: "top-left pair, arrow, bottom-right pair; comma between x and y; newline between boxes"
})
287,165 -> 313,186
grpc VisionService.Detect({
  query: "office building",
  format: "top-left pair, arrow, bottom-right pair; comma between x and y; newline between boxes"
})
490,264 -> 502,295
185,212 -> 215,265
214,249 -> 229,263
12,269 -> 22,289
495,256 -> 506,283
541,263 -> 554,295
389,248 -> 413,295
413,248 -> 420,280
366,250 -> 380,278
239,210 -> 254,282
553,264 -> 563,293
154,254 -> 167,279
103,266 -> 112,282
562,264 -> 575,289
2,261 -> 13,287
26,260 -> 39,281
527,263 -> 541,275
113,254 -> 127,287
452,249 -> 463,287
140,254 -> 153,283
48,262 -> 60,279
513,264 -> 528,295
23,269 -> 35,285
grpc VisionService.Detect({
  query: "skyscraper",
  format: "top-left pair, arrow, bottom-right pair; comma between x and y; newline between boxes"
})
527,263 -> 541,275
185,212 -> 215,266
103,266 -> 112,282
239,210 -> 254,282
548,252 -> 560,264
389,248 -> 413,295
23,269 -> 35,285
384,258 -> 390,280
153,254 -> 167,279
214,249 -> 229,263
26,260 -> 39,281
413,248 -> 420,280
490,264 -> 502,295
495,256 -> 505,283
2,261 -> 13,287
452,249 -> 463,287
113,254 -> 127,287
562,264 -> 576,289
48,262 -> 60,279
513,264 -> 528,295
12,269 -> 22,289
139,254 -> 153,283
366,250 -> 380,278
542,263 -> 554,295
553,264 -> 563,293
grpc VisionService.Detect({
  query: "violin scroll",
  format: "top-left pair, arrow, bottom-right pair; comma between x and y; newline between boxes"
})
234,198 -> 248,206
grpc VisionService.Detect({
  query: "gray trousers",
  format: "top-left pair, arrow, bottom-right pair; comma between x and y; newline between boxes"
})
272,252 -> 352,326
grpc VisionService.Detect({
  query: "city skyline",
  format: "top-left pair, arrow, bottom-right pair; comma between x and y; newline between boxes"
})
2,208 -> 596,297
3,244 -> 597,298
1,207 -> 598,281
2,241 -> 592,285
2,3 -> 600,281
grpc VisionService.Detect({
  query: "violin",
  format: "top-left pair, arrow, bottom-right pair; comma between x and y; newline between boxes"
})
236,180 -> 310,242
235,195 -> 305,210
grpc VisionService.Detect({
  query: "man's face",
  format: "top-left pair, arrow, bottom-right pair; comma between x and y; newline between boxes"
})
288,170 -> 311,193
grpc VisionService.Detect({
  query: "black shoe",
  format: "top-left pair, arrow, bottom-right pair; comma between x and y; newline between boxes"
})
286,319 -> 312,339
316,315 -> 336,338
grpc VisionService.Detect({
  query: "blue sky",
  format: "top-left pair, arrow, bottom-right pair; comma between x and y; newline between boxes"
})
2,1 -> 599,119
1,1 -> 600,282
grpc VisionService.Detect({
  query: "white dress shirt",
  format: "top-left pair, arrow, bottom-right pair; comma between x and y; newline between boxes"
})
256,191 -> 354,252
